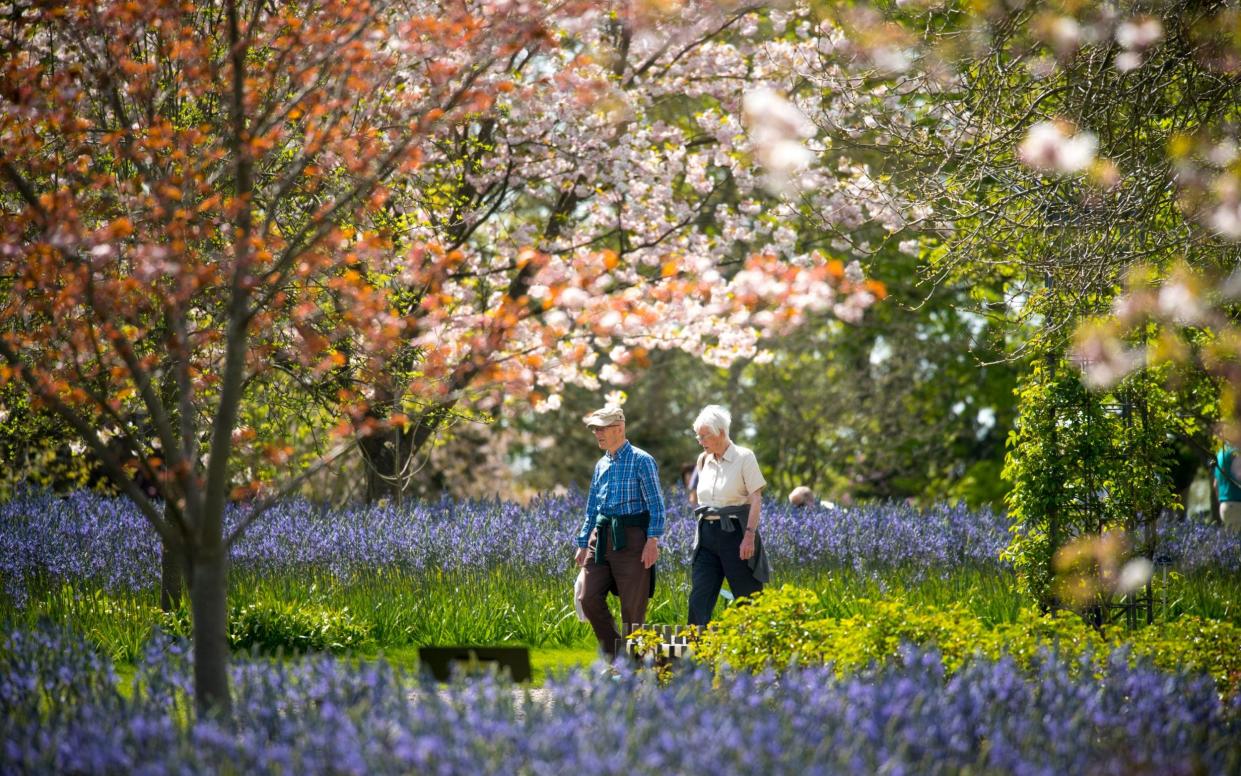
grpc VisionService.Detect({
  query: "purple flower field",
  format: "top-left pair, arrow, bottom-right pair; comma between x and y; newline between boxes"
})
3,492 -> 1240,774
2,490 -> 1238,606
2,625 -> 1238,775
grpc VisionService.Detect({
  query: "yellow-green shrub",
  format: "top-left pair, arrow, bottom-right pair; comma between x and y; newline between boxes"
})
1118,616 -> 1241,695
694,584 -> 1241,696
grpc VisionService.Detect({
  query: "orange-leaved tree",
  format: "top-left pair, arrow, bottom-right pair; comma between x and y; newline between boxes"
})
0,0 -> 580,713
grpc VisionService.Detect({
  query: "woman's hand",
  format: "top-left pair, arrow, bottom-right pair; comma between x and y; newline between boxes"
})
739,531 -> 756,560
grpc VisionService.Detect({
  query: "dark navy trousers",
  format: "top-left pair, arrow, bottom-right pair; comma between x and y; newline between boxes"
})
687,518 -> 763,627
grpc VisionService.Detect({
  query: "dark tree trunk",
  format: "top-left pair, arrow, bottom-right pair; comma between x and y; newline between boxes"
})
1177,484 -> 1191,521
360,428 -> 404,503
159,532 -> 186,612
359,407 -> 441,504
189,548 -> 231,716
1210,477 -> 1221,525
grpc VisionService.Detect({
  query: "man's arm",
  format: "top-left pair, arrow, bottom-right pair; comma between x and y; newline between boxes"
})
578,463 -> 600,549
740,451 -> 764,560
637,455 -> 664,569
688,456 -> 700,507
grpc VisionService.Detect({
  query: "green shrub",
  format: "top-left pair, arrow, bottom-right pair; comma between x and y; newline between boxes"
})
229,600 -> 371,654
161,599 -> 371,654
694,585 -> 1241,696
1120,616 -> 1241,695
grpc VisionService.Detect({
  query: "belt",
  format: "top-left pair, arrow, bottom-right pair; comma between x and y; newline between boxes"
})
593,512 -> 650,564
693,503 -> 772,584
695,504 -> 749,531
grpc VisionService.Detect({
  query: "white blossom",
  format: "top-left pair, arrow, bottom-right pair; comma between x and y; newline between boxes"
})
1157,281 -> 1205,324
1115,557 -> 1154,595
1115,51 -> 1143,73
1116,18 -> 1163,50
1018,121 -> 1098,174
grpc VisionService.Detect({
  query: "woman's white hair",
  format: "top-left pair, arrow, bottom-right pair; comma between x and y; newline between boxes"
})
693,404 -> 731,437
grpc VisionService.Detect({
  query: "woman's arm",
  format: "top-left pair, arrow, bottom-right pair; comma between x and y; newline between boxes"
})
746,488 -> 762,531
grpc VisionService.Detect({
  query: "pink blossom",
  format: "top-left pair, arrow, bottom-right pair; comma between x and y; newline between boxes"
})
1156,281 -> 1205,324
1018,121 -> 1098,174
1116,18 -> 1163,51
1115,51 -> 1143,72
1210,200 -> 1241,239
1047,16 -> 1082,55
1072,330 -> 1145,388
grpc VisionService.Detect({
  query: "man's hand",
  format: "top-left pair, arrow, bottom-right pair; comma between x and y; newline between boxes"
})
641,537 -> 659,568
575,547 -> 590,568
739,531 -> 756,561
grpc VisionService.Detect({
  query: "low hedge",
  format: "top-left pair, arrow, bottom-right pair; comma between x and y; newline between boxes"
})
690,585 -> 1241,696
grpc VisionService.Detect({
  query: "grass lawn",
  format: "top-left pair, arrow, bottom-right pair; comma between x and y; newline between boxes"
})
111,643 -> 603,699
352,643 -> 600,684
106,643 -> 603,717
529,644 -> 601,682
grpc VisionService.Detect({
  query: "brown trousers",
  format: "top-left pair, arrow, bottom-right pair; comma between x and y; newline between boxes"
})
580,525 -> 650,658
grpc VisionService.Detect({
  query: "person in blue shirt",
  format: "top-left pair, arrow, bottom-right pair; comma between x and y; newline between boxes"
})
1216,442 -> 1241,533
575,404 -> 665,659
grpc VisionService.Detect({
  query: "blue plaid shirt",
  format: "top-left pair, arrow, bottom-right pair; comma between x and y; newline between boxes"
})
577,441 -> 666,547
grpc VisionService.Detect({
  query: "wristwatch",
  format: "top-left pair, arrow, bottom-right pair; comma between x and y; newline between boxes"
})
745,527 -> 757,533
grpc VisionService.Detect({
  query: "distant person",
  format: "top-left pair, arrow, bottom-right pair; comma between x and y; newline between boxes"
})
789,485 -> 815,507
680,462 -> 695,489
574,405 -> 665,659
687,404 -> 770,627
680,462 -> 700,503
1216,442 -> 1241,533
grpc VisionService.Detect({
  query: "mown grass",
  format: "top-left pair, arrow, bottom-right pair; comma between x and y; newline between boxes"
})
339,644 -> 598,685
4,564 -> 1239,669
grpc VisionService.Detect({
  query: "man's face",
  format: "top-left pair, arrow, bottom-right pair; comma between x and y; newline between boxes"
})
591,422 -> 624,451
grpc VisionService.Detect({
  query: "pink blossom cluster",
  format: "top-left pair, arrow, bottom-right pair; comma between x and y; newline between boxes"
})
366,2 -> 894,413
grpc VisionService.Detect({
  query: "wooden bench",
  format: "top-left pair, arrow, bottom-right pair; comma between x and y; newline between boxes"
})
417,646 -> 532,682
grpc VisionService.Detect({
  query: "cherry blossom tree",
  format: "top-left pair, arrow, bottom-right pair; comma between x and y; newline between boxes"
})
0,0 -> 587,713
0,0 -> 887,710
723,1 -> 1241,458
330,1 -> 892,500
624,1 -> 1229,363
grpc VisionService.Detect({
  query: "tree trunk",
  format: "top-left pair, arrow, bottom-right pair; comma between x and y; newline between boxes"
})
159,532 -> 187,612
1210,477 -> 1221,525
189,549 -> 231,716
360,429 -> 402,503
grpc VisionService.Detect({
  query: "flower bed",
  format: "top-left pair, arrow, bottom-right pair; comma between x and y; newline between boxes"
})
5,490 -> 1235,604
2,626 -> 1238,775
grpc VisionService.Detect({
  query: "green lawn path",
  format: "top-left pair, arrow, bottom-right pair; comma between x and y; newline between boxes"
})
111,644 -> 601,700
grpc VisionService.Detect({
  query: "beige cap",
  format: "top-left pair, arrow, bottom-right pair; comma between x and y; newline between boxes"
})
583,405 -> 625,427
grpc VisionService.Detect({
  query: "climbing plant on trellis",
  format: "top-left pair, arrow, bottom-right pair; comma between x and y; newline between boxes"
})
1002,347 -> 1183,625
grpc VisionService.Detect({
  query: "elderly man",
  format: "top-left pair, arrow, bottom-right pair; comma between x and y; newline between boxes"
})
575,405 -> 665,659
688,404 -> 770,627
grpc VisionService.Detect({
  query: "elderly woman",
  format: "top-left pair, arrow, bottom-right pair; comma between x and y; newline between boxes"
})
687,404 -> 771,627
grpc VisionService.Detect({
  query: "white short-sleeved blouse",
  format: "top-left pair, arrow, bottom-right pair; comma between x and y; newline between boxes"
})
696,443 -> 766,508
